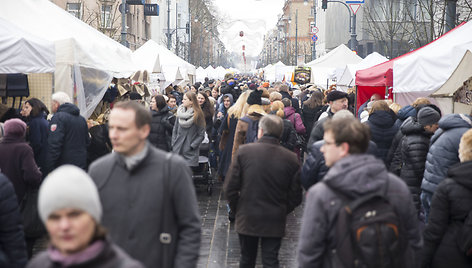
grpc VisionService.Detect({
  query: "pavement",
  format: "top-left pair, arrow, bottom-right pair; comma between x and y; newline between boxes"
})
195,181 -> 304,268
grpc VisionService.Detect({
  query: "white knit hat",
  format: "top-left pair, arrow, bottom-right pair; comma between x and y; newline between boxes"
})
38,165 -> 102,224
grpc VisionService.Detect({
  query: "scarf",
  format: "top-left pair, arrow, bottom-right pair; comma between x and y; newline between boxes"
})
177,105 -> 195,128
48,240 -> 105,267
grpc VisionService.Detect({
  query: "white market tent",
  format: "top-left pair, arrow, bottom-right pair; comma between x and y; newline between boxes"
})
393,20 -> 472,106
196,67 -> 208,83
132,40 -> 195,86
0,0 -> 137,118
0,17 -> 55,74
337,52 -> 388,91
305,44 -> 362,89
264,61 -> 286,82
215,66 -> 227,81
430,50 -> 472,114
205,66 -> 217,80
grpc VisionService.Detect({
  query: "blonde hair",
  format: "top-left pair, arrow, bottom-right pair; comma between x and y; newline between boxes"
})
459,128 -> 472,162
412,97 -> 431,108
389,103 -> 402,114
228,90 -> 251,119
270,101 -> 285,118
369,100 -> 390,115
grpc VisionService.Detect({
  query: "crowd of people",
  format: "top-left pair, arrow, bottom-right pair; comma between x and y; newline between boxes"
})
0,71 -> 471,268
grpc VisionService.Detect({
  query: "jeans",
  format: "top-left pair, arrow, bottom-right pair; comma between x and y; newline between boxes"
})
238,234 -> 282,268
421,191 -> 433,223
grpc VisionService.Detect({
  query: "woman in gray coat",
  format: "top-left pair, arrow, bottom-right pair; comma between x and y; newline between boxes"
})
172,92 -> 206,167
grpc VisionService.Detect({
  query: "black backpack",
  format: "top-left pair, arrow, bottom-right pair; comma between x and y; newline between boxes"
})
457,210 -> 472,257
241,116 -> 259,144
326,180 -> 404,268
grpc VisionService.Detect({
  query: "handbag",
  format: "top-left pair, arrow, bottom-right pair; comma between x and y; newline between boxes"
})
20,189 -> 46,238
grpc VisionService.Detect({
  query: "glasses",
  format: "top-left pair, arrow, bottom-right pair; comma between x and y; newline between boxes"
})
322,140 -> 338,147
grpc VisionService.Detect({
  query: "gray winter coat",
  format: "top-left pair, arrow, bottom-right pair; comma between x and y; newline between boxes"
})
297,154 -> 422,268
421,114 -> 472,195
88,144 -> 201,268
172,119 -> 205,167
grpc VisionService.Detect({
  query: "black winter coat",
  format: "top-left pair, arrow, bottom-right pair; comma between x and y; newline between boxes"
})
301,105 -> 323,137
26,113 -> 49,175
422,161 -> 472,268
399,117 -> 432,212
149,107 -> 175,152
0,173 -> 27,268
46,103 -> 90,173
366,109 -> 398,164
280,119 -> 297,151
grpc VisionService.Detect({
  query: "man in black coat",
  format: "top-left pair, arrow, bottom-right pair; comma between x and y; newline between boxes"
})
46,92 -> 90,174
224,114 -> 302,268
220,73 -> 241,101
0,173 -> 28,267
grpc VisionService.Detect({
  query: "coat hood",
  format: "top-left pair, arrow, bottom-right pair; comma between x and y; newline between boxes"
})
283,106 -> 296,118
397,105 -> 416,121
368,109 -> 397,128
438,113 -> 472,131
401,116 -> 426,136
447,160 -> 472,191
57,103 -> 80,116
323,154 -> 389,198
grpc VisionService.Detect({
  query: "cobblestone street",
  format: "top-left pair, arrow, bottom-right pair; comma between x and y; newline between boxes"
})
196,181 -> 304,268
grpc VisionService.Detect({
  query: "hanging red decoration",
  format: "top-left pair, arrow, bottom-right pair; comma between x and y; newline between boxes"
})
240,31 -> 244,37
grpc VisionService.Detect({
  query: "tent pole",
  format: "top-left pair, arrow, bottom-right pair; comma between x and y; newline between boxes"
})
355,86 -> 358,116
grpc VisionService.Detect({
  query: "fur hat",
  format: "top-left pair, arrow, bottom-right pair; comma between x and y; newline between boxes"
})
247,89 -> 263,105
224,73 -> 234,81
38,165 -> 102,224
326,90 -> 348,102
3,118 -> 26,138
417,106 -> 441,127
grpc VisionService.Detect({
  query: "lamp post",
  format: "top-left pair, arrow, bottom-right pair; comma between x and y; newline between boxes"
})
166,0 -> 171,50
295,9 -> 298,66
121,0 -> 127,47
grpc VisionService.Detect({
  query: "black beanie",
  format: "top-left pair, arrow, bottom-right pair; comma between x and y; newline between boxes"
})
247,89 -> 263,105
418,106 -> 441,127
327,90 -> 348,102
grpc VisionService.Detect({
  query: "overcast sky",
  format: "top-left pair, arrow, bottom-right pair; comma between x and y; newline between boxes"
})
212,0 -> 285,58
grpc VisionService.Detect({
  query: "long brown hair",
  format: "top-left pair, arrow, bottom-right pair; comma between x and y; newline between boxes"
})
303,91 -> 324,109
185,92 -> 206,127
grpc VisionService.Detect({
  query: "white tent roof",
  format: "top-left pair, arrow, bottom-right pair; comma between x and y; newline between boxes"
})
306,44 -> 362,68
337,52 -> 388,90
215,66 -> 227,80
0,0 -> 135,77
196,67 -> 207,83
204,66 -> 216,80
305,44 -> 362,88
394,20 -> 472,94
133,40 -> 195,82
0,17 -> 55,73
430,50 -> 472,115
431,50 -> 472,97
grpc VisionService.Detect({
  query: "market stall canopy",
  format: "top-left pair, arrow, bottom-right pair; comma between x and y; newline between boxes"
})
305,44 -> 362,88
0,0 -> 137,119
356,21 -> 472,109
215,66 -> 227,81
0,17 -> 55,73
133,40 -> 195,81
337,52 -> 388,91
205,66 -> 216,80
430,50 -> 472,114
264,61 -> 286,82
196,67 -> 207,83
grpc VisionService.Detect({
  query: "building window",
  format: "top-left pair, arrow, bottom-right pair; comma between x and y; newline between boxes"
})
66,3 -> 82,19
101,4 -> 113,28
177,13 -> 182,28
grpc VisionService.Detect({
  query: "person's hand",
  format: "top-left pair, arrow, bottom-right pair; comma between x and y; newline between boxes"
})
217,111 -> 223,119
